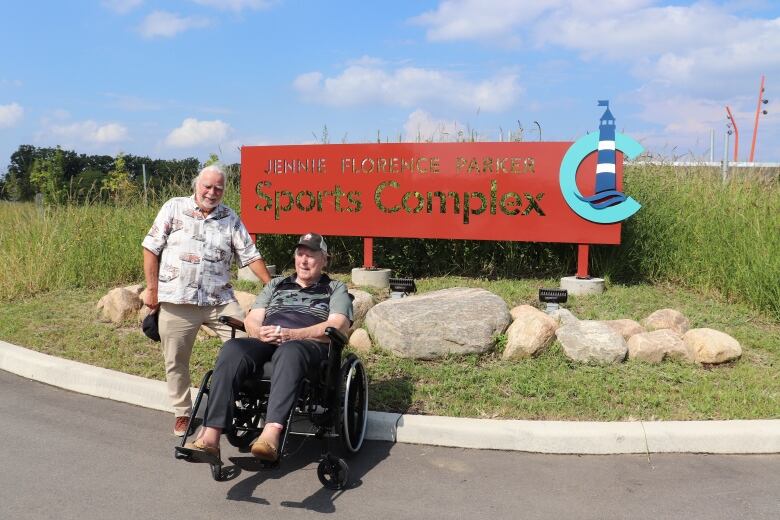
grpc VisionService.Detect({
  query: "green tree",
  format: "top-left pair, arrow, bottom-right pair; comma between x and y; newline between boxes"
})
101,153 -> 137,203
29,147 -> 66,204
204,153 -> 220,167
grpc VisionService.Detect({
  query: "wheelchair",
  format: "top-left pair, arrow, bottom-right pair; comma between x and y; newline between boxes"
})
174,316 -> 368,490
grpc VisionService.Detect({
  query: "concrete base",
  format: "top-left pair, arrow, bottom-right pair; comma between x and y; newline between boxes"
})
352,267 -> 391,289
238,264 -> 276,282
560,276 -> 605,296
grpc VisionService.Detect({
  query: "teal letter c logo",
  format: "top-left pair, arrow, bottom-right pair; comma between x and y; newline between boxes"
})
559,132 -> 643,224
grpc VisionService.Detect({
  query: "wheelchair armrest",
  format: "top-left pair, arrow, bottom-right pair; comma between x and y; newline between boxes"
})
218,315 -> 246,332
325,326 -> 348,347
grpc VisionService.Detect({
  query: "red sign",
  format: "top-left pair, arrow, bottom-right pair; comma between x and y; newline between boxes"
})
241,142 -> 620,244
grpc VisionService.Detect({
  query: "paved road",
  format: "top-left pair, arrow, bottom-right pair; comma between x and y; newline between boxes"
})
2,369 -> 778,520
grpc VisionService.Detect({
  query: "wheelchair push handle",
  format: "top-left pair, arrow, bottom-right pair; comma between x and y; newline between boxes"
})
218,315 -> 246,333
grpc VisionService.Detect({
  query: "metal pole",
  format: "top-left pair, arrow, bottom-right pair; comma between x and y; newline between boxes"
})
725,106 -> 739,162
722,131 -> 729,183
709,129 -> 714,162
533,121 -> 541,141
142,163 -> 147,204
749,75 -> 766,163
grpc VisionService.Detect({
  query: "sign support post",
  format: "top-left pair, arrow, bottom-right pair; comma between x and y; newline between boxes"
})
363,237 -> 374,269
576,244 -> 590,279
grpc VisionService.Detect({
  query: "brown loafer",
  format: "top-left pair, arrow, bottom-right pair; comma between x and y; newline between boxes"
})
250,439 -> 279,461
180,440 -> 221,464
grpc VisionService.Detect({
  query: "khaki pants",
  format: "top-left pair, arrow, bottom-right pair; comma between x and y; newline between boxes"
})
158,301 -> 246,417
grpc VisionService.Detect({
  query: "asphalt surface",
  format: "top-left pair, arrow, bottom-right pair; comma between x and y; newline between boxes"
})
2,370 -> 779,520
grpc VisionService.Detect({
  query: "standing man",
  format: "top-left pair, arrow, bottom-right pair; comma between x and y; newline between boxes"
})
142,164 -> 272,436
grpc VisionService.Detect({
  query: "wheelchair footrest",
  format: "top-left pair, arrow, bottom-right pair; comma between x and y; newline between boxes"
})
174,446 -> 222,466
228,456 -> 279,472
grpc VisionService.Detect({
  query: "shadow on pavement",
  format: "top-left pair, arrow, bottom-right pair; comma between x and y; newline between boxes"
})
225,438 -> 394,513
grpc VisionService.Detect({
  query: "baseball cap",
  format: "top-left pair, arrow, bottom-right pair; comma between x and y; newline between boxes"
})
294,232 -> 328,255
142,310 -> 161,342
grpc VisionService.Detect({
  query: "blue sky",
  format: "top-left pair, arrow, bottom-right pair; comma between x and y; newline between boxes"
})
1,0 -> 779,170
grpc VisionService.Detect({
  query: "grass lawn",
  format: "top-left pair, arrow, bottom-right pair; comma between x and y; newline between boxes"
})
1,276 -> 778,421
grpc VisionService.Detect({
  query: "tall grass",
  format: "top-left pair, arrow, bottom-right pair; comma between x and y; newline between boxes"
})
593,165 -> 780,318
1,165 -> 778,319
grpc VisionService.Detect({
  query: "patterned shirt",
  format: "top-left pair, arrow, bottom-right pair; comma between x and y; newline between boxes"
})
252,274 -> 353,330
142,195 -> 262,306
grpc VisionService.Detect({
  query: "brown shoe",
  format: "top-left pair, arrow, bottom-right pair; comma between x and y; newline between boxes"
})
174,416 -> 190,437
180,440 -> 221,464
250,439 -> 279,461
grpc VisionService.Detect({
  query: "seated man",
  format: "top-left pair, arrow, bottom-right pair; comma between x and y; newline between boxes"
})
183,232 -> 353,462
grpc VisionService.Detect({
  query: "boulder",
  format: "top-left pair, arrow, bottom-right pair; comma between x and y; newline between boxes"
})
348,328 -> 372,354
503,305 -> 559,360
555,320 -> 627,364
643,308 -> 690,335
348,289 -> 375,332
364,287 -> 511,359
683,328 -> 742,364
603,319 -> 645,341
97,286 -> 143,324
627,329 -> 690,363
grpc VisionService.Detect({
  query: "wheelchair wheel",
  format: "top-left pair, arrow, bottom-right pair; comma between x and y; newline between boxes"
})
317,455 -> 349,490
339,354 -> 368,455
226,396 -> 263,449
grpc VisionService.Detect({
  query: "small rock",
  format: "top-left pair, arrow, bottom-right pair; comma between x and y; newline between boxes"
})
627,329 -> 690,363
97,286 -> 143,323
349,328 -> 372,353
555,320 -> 627,364
349,289 -> 375,332
683,328 -> 742,364
603,319 -> 646,341
503,305 -> 559,360
548,308 -> 578,326
234,290 -> 257,315
643,308 -> 690,335
200,325 -> 218,337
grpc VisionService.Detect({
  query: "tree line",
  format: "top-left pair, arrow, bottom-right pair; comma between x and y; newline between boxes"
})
0,145 -> 237,203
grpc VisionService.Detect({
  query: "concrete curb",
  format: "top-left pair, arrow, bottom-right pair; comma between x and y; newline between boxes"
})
2,339 -> 778,454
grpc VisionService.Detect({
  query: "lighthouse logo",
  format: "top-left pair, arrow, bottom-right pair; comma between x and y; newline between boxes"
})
559,101 -> 644,224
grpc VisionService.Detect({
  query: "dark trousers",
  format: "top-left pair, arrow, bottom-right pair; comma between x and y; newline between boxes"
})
203,337 -> 329,429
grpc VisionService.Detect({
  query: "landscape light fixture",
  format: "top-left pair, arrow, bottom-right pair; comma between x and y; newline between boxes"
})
389,277 -> 417,299
539,288 -> 568,313
533,120 -> 542,141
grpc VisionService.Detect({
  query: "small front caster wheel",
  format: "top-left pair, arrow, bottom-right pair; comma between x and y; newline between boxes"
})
317,456 -> 349,490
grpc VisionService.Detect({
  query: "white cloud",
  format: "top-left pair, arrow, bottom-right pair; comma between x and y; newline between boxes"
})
191,0 -> 273,11
47,120 -> 128,144
0,103 -> 24,128
138,11 -> 210,39
293,63 -> 521,112
102,0 -> 143,14
411,0 -> 563,43
165,118 -> 232,147
412,1 -> 780,97
0,79 -> 23,88
403,109 -> 464,142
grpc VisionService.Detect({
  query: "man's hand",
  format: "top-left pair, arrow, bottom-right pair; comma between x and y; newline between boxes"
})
143,288 -> 159,310
256,325 -> 284,344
